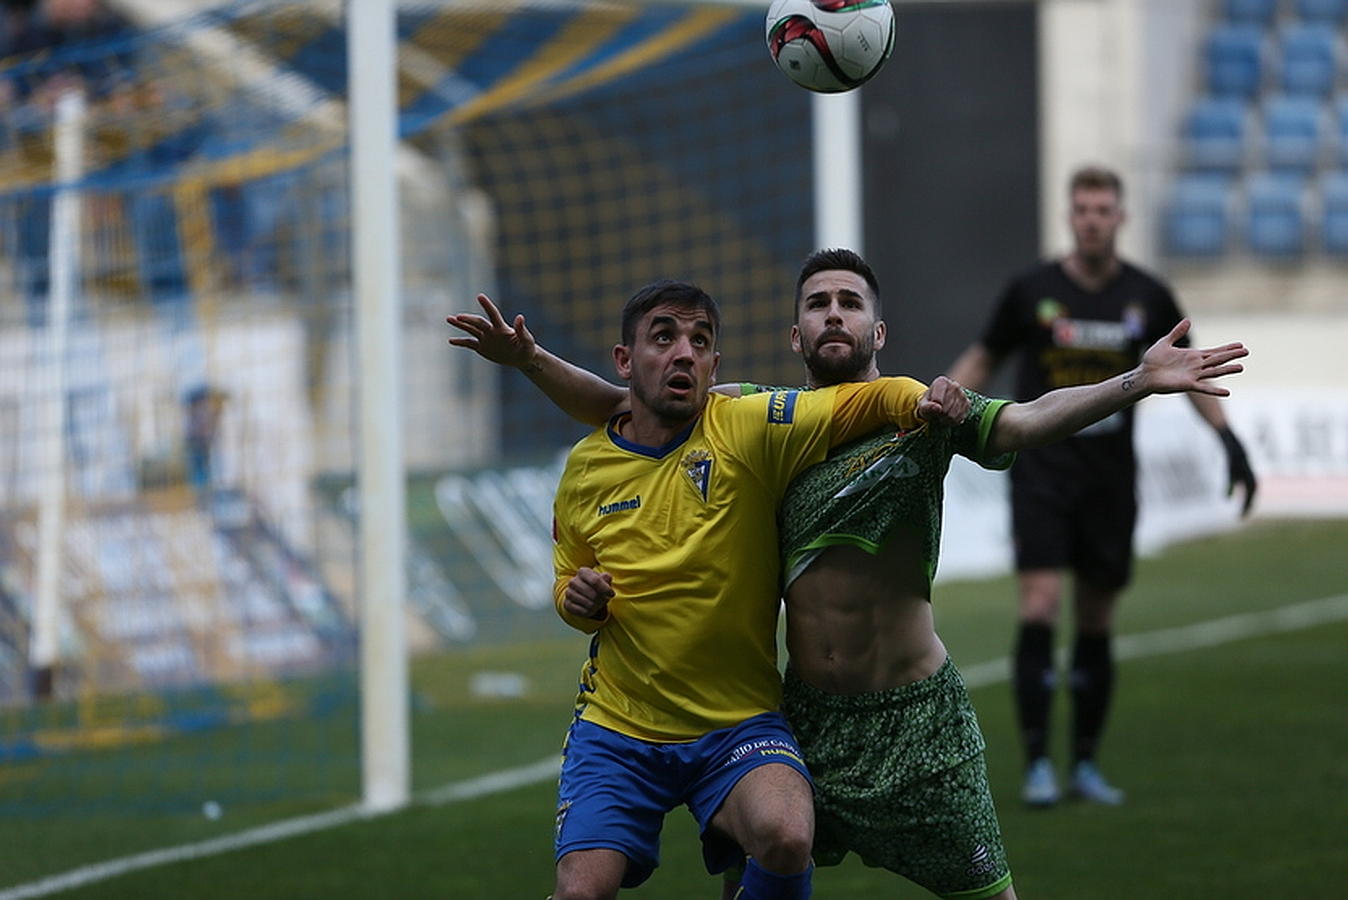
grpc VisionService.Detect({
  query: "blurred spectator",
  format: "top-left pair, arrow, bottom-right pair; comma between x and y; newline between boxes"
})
184,384 -> 226,492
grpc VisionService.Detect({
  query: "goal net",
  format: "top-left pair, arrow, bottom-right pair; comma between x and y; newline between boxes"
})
0,0 -> 813,830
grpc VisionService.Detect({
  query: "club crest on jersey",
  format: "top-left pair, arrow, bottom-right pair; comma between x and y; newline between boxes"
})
767,390 -> 799,425
1036,298 -> 1066,327
1122,302 -> 1147,339
682,449 -> 713,501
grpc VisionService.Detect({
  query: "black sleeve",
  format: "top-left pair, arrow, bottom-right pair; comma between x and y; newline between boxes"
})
980,278 -> 1026,355
1150,280 -> 1190,348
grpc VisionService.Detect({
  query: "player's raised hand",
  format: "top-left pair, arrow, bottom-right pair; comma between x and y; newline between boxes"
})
564,567 -> 615,621
1137,319 -> 1248,397
446,293 -> 538,368
917,376 -> 970,426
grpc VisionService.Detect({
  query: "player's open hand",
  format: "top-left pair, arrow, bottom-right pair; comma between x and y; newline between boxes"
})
446,293 -> 538,369
564,567 -> 614,621
917,376 -> 970,426
1137,319 -> 1248,397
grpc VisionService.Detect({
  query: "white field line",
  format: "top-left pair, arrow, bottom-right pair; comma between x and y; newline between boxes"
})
956,592 -> 1348,689
0,758 -> 563,900
4,593 -> 1346,900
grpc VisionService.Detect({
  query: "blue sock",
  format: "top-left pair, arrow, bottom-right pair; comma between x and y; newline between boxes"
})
735,858 -> 812,899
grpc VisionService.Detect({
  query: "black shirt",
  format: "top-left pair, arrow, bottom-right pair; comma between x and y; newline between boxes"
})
980,259 -> 1186,465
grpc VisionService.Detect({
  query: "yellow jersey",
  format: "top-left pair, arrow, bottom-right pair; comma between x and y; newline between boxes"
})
552,378 -> 927,742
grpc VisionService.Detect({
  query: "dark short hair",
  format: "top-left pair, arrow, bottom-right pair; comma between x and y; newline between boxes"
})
620,280 -> 721,347
795,248 -> 882,317
1069,165 -> 1123,198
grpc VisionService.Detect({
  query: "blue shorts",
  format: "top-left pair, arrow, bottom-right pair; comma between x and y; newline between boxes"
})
554,712 -> 812,888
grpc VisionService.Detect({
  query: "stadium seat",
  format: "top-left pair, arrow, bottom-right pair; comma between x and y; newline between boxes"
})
1182,97 -> 1249,173
1320,171 -> 1348,254
1204,24 -> 1266,98
1161,175 -> 1233,257
1295,0 -> 1348,24
1261,94 -> 1325,174
1224,0 -> 1278,25
1277,23 -> 1341,97
1244,173 -> 1308,257
1335,96 -> 1348,167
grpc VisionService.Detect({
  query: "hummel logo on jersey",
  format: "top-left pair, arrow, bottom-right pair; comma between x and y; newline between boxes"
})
835,452 -> 919,498
683,449 -> 712,501
767,390 -> 799,424
597,494 -> 641,516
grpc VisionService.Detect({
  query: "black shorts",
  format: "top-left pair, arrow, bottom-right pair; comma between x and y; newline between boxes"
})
1009,444 -> 1137,591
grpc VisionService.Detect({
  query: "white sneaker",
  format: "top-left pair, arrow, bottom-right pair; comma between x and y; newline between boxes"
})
1071,761 -> 1125,805
1021,757 -> 1060,807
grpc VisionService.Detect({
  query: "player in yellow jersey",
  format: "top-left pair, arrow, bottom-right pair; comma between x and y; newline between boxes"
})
478,279 -> 961,900
448,266 -> 1248,900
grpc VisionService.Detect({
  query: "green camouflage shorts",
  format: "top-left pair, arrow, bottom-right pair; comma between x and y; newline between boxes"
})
784,658 -> 1013,899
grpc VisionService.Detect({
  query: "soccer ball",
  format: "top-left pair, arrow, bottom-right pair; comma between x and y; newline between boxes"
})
765,0 -> 896,94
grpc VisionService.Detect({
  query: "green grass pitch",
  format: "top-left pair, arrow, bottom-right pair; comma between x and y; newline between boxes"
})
3,519 -> 1346,898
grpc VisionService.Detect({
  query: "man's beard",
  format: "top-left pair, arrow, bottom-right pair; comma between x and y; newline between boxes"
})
630,373 -> 700,425
803,332 -> 874,386
1076,239 -> 1114,265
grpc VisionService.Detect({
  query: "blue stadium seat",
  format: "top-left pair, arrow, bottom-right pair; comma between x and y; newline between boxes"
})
1182,97 -> 1249,173
1335,96 -> 1348,167
1277,23 -> 1340,97
1224,0 -> 1278,24
1295,0 -> 1348,24
1320,171 -> 1348,254
1162,175 -> 1233,257
1204,25 -> 1266,98
1262,94 -> 1325,173
1245,173 -> 1308,257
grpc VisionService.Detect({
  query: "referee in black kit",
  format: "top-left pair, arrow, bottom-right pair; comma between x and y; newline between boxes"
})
948,165 -> 1257,808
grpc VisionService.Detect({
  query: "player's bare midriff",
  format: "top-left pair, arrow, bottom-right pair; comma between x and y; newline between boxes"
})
784,541 -> 948,695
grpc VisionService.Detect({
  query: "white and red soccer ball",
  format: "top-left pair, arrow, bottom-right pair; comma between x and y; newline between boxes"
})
766,0 -> 896,94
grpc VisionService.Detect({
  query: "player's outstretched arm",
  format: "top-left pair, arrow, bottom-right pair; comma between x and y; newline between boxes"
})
987,319 -> 1248,456
448,293 -> 629,427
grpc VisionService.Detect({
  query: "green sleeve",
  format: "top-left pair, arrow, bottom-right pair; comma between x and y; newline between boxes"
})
956,389 -> 1015,470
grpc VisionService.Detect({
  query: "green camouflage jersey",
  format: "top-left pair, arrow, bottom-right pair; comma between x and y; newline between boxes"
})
742,385 -> 1015,590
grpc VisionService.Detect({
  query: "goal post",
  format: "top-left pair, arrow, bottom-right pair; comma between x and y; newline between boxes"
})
30,89 -> 88,701
347,0 -> 410,814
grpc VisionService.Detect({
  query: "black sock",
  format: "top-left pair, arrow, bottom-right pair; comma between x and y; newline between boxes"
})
1070,632 -> 1114,765
1013,622 -> 1055,763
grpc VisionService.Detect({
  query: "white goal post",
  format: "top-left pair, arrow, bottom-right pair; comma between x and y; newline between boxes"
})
347,0 -> 409,814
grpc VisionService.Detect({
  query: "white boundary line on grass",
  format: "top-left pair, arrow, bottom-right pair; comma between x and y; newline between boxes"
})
4,593 -> 1346,900
955,592 -> 1348,688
